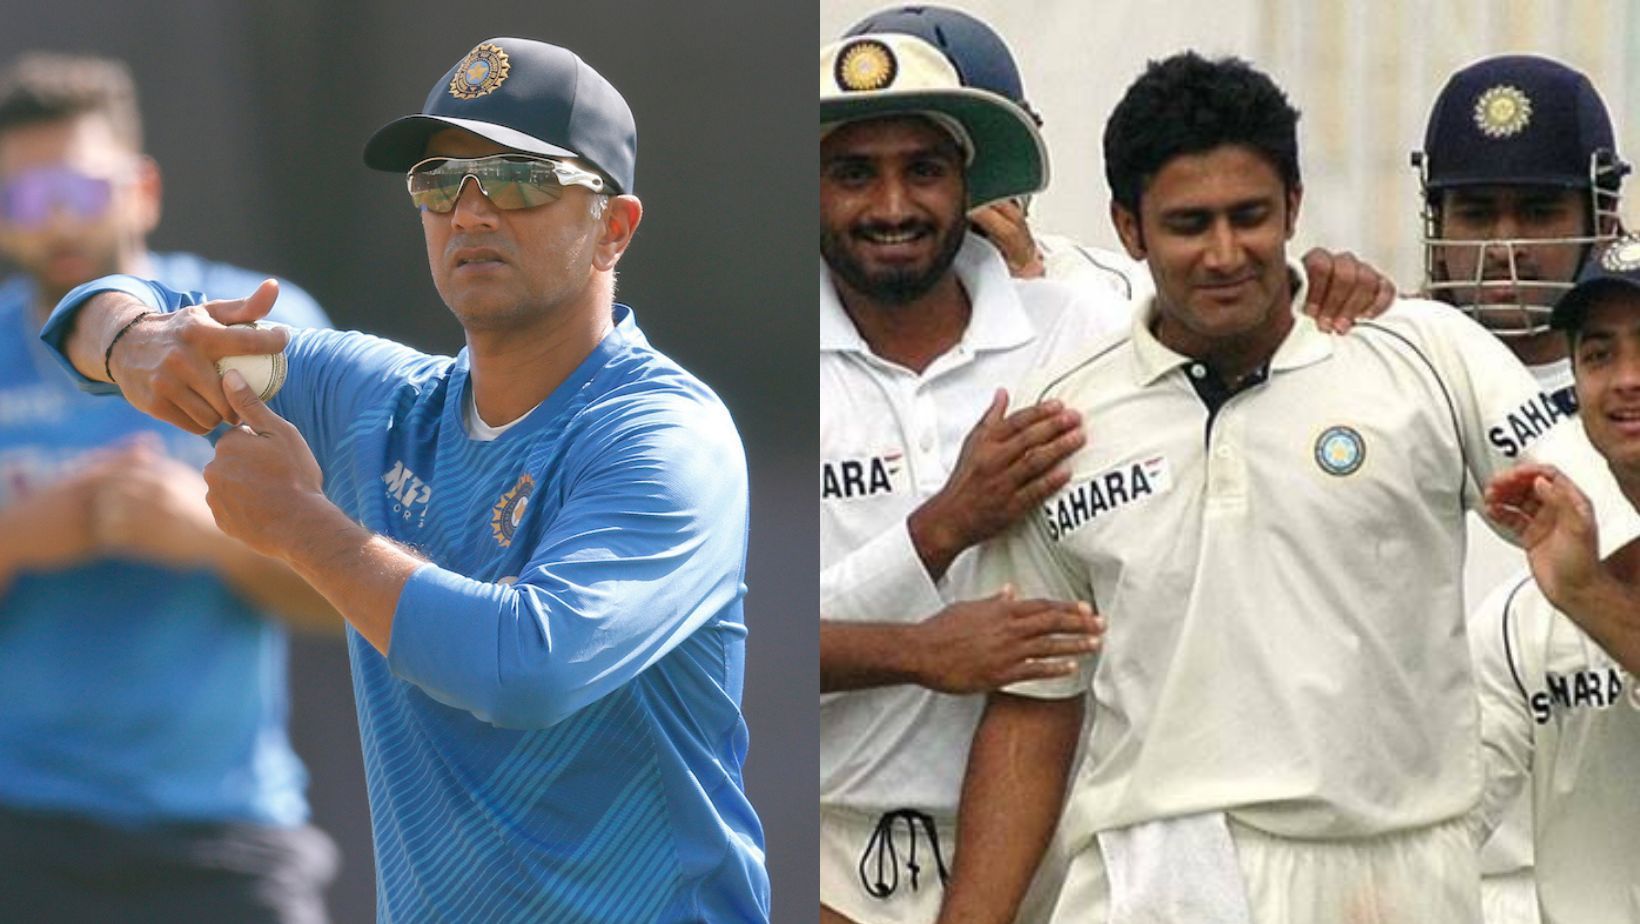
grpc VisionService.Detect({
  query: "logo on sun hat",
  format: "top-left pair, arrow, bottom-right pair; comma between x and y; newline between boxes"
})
1472,84 -> 1532,139
364,37 -> 636,194
449,42 -> 510,100
835,39 -> 897,92
819,31 -> 1047,209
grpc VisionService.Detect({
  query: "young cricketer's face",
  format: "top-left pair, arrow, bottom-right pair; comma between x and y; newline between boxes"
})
418,126 -> 636,333
0,112 -> 159,307
820,115 -> 967,306
1572,292 -> 1640,480
1112,143 -> 1301,368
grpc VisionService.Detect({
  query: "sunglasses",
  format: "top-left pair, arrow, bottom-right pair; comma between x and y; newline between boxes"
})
406,154 -> 606,213
0,166 -> 116,227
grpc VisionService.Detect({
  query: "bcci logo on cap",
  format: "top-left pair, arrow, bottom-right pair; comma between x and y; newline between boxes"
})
450,42 -> 511,100
835,39 -> 897,93
1314,425 -> 1365,477
1473,85 -> 1532,139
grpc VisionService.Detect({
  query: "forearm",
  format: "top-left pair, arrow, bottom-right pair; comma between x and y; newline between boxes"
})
0,505 -> 48,574
821,523 -> 946,623
270,496 -> 422,654
1552,569 -> 1640,674
937,692 -> 1082,924
59,290 -> 154,383
908,499 -> 963,582
0,508 -> 38,588
820,620 -> 926,692
212,540 -> 345,635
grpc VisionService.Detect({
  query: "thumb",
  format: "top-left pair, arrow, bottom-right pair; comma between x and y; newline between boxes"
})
1538,470 -> 1596,528
1299,248 -> 1331,315
206,278 -> 280,326
222,368 -> 282,432
986,388 -> 1010,423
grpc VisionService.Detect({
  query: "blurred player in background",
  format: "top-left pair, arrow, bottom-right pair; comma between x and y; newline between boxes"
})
1477,233 -> 1640,923
0,52 -> 338,923
40,37 -> 768,923
1413,54 -> 1630,924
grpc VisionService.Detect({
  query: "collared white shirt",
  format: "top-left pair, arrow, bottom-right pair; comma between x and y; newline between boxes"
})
1036,232 -> 1153,304
1473,505 -> 1640,924
981,268 -> 1601,841
1466,360 -> 1579,615
820,233 -> 1130,814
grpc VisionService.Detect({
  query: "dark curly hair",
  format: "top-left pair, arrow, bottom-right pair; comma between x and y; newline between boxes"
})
1104,51 -> 1300,215
0,52 -> 142,150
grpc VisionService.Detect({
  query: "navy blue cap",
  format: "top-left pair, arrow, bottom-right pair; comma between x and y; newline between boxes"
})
843,6 -> 1036,121
363,38 -> 635,194
1553,233 -> 1640,331
1421,55 -> 1622,191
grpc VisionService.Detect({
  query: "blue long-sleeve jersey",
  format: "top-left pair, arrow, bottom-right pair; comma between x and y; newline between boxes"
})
0,254 -> 328,829
43,279 -> 770,923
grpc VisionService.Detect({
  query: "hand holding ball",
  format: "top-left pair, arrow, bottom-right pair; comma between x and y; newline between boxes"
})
216,322 -> 287,401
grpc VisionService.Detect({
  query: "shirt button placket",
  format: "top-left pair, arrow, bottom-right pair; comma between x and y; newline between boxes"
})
912,384 -> 943,493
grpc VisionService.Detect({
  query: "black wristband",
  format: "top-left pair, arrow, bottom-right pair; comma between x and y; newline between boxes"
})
103,311 -> 156,384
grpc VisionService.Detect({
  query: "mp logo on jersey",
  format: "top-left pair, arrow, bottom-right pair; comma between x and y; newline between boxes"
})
821,452 -> 903,500
381,460 -> 433,526
1043,455 -> 1172,541
491,473 -> 534,548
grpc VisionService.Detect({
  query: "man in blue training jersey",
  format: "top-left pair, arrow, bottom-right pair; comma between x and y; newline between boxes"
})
0,52 -> 339,922
40,37 -> 769,923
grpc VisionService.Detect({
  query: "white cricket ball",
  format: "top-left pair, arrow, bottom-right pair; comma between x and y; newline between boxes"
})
216,322 -> 288,401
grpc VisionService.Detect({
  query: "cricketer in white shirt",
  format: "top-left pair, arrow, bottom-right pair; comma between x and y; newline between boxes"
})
978,265 -> 1606,920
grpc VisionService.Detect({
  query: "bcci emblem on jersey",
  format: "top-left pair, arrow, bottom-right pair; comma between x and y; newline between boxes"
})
1314,425 -> 1365,476
490,472 -> 534,548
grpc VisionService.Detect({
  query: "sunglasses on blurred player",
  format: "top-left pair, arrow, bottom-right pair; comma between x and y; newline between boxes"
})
0,166 -> 116,227
406,154 -> 606,213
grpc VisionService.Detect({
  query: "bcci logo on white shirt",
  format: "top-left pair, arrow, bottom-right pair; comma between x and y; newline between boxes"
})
1314,425 -> 1365,477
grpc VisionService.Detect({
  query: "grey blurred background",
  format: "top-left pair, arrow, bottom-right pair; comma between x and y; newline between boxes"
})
0,1 -> 816,920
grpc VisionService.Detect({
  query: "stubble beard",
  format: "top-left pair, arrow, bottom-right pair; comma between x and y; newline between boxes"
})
820,221 -> 964,305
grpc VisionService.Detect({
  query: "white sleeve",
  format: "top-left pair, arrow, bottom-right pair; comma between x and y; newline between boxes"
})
1470,572 -> 1537,842
1387,301 -> 1578,528
972,507 -> 1096,701
820,519 -> 946,624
